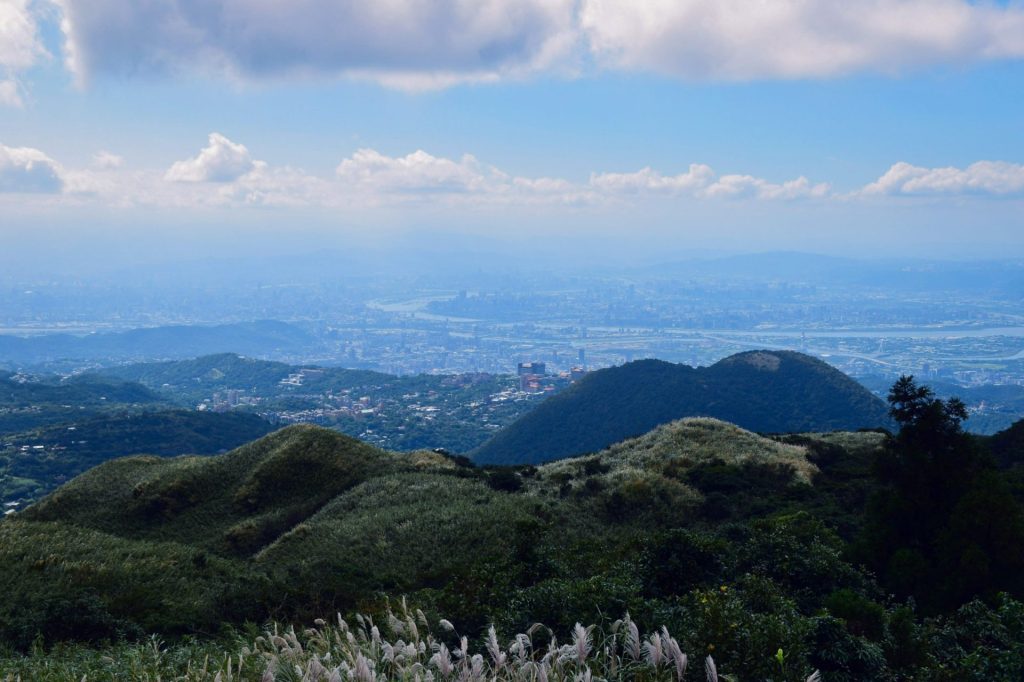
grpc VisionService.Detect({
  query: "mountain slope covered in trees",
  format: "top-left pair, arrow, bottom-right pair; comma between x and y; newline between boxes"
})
473,350 -> 891,465
0,410 -> 276,503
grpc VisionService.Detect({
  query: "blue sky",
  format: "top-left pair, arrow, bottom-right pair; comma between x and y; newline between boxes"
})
2,0 -> 1024,266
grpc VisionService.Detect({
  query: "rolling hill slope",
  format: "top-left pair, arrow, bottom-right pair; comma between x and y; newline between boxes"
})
0,410 -> 276,503
472,350 -> 891,465
1,417 -> 872,643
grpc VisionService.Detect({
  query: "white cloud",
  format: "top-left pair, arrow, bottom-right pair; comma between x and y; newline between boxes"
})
580,0 -> 1024,80
217,162 -> 335,208
54,0 -> 579,90
0,0 -> 46,106
6,133 -> 1014,213
0,143 -> 64,193
332,148 -> 601,206
590,164 -> 715,193
0,79 -> 21,107
709,174 -> 831,200
862,160 -> 1024,196
590,164 -> 829,200
336,149 -> 495,193
165,133 -> 256,183
91,150 -> 124,170
50,0 -> 1024,90
0,0 -> 42,71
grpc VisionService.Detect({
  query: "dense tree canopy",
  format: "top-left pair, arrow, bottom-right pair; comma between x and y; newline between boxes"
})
859,376 -> 1024,613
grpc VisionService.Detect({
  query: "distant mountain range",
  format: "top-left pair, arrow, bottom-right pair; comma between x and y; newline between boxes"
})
472,350 -> 892,465
0,320 -> 316,368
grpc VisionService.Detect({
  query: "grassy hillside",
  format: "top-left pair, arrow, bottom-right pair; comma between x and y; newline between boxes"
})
473,350 -> 891,465
23,425 -> 390,554
0,421 -> 879,642
0,410 -> 276,503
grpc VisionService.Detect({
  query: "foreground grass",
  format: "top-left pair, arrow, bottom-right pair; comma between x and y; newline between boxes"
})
0,602 -> 820,681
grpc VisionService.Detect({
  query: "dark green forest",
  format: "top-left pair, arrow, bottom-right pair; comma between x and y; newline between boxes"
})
473,351 -> 893,465
0,410 -> 275,502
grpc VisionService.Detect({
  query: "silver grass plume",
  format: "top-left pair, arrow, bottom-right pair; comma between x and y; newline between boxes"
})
353,652 -> 375,682
470,654 -> 485,682
624,618 -> 641,661
705,655 -> 718,682
486,625 -> 507,667
643,632 -> 665,667
429,643 -> 454,678
571,623 -> 593,665
388,612 -> 406,636
662,626 -> 688,681
510,632 -> 532,663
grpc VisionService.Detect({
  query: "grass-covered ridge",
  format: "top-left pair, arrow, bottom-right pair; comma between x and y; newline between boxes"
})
540,418 -> 818,485
23,425 -> 392,554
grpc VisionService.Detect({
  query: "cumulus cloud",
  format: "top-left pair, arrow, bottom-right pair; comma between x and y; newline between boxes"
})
862,160 -> 1024,196
8,132 -> 1014,213
590,165 -> 829,200
165,133 -> 256,183
336,149 -> 495,193
216,162 -> 335,208
45,0 -> 1024,89
55,0 -> 579,89
581,0 -> 1024,80
0,0 -> 46,105
590,164 -> 715,193
332,148 -> 600,206
0,143 -> 64,193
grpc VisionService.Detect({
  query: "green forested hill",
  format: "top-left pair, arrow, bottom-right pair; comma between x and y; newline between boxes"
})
472,350 -> 892,465
0,375 -> 160,407
0,421 -> 864,640
0,410 -> 276,502
95,352 -> 296,395
0,373 -> 166,437
2,413 -> 1023,679
92,353 -> 394,403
